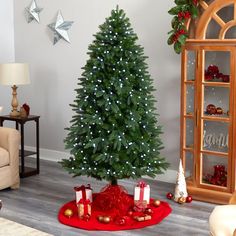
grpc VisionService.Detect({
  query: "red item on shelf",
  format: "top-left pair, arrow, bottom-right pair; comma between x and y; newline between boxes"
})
205,74 -> 213,81
222,75 -> 230,82
207,65 -> 219,77
22,103 -> 30,116
206,104 -> 217,115
204,165 -> 227,187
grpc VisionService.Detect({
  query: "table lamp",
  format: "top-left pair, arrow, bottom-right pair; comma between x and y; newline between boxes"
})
0,63 -> 30,117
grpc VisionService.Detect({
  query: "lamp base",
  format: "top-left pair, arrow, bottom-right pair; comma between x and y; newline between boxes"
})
10,110 -> 20,117
10,85 -> 20,117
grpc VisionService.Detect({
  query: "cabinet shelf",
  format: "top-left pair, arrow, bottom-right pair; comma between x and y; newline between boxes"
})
203,82 -> 230,87
184,114 -> 194,118
183,147 -> 194,152
184,81 -> 195,85
201,116 -> 230,122
200,150 -> 228,157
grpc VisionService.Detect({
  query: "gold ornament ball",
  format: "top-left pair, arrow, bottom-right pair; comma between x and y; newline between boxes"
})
216,107 -> 223,115
153,199 -> 161,207
64,208 -> 73,218
97,215 -> 104,222
103,216 -> 111,224
178,197 -> 186,204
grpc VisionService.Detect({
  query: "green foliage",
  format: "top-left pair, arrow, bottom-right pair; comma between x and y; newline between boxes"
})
60,6 -> 169,183
167,0 -> 200,54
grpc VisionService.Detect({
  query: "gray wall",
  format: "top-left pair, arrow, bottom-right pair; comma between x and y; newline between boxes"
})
0,0 -> 15,115
11,0 -> 180,170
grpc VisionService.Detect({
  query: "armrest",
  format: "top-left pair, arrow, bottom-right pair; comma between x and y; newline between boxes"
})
0,127 -> 20,158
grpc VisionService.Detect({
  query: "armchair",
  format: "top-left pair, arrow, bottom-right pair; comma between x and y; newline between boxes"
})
0,127 -> 20,190
209,192 -> 236,236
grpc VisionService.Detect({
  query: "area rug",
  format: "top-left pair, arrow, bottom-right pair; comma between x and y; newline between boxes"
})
58,195 -> 172,231
0,217 -> 53,236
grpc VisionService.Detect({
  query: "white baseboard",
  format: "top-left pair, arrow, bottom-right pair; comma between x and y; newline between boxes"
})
151,169 -> 177,184
25,146 -> 177,183
25,145 -> 69,162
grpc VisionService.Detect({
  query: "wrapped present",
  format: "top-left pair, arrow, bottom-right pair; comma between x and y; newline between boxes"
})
134,214 -> 152,222
77,199 -> 91,220
74,184 -> 92,203
133,200 -> 147,212
134,181 -> 150,204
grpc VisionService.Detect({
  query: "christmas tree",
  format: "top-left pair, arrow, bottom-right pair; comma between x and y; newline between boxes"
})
61,7 -> 169,185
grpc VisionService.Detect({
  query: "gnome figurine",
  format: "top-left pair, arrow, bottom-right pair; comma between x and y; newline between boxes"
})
174,159 -> 188,203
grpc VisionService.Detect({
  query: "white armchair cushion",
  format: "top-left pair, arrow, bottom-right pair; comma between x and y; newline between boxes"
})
209,205 -> 236,236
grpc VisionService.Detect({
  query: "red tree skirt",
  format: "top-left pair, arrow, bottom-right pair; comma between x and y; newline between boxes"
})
58,194 -> 172,231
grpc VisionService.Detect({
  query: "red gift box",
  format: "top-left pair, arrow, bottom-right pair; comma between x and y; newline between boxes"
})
134,181 -> 150,204
74,184 -> 92,203
77,199 -> 91,219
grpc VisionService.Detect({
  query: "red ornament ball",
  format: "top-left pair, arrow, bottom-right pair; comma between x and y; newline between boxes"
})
186,196 -> 193,203
127,210 -> 133,216
116,217 -> 126,225
144,207 -> 153,215
166,192 -> 173,200
83,214 -> 91,221
206,104 -> 216,115
222,75 -> 230,83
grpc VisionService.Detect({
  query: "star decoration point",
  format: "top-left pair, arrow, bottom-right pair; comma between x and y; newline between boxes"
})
48,11 -> 74,45
25,0 -> 43,23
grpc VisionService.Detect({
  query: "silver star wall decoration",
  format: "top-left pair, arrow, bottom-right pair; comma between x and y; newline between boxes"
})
25,0 -> 43,23
48,11 -> 74,45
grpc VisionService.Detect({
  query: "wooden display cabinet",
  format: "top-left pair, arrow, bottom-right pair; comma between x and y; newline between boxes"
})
181,0 -> 236,204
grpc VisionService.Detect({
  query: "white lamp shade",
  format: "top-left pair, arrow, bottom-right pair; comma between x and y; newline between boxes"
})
0,63 -> 30,86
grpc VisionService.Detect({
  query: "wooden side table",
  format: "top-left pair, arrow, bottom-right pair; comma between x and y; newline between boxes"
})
0,115 -> 40,178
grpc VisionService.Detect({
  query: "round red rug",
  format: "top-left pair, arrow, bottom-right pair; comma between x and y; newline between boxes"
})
58,195 -> 172,231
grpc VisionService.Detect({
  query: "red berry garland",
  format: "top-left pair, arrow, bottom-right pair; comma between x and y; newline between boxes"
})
168,0 -> 200,54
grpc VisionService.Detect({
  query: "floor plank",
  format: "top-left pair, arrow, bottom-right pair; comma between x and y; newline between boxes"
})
0,159 -> 216,236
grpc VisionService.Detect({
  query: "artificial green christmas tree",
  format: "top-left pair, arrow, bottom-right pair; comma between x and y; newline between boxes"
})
61,7 -> 169,185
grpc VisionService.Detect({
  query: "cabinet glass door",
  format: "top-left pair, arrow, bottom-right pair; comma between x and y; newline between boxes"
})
182,50 -> 197,183
200,50 -> 231,189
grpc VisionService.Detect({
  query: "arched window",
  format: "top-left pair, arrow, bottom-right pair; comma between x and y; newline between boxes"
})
187,0 -> 236,39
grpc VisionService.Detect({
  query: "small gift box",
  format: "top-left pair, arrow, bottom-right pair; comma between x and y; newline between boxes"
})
74,184 -> 92,203
134,214 -> 152,222
77,199 -> 91,219
133,200 -> 147,212
134,181 -> 150,204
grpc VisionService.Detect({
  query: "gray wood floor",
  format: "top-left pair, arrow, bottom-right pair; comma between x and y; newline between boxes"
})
0,159 -> 216,236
